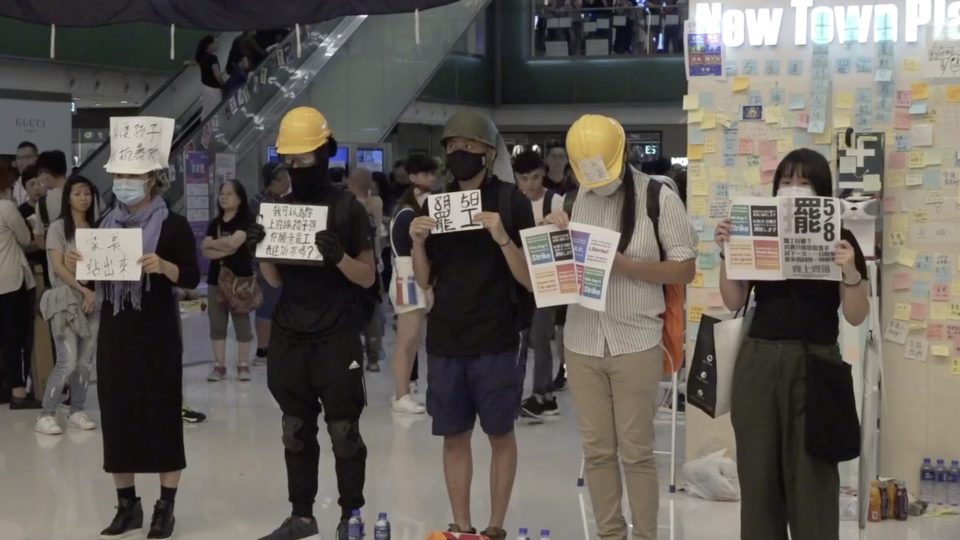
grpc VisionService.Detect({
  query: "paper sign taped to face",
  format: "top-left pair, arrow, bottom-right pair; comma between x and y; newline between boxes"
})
576,156 -> 609,186
104,117 -> 175,175
75,229 -> 143,282
428,190 -> 483,234
255,203 -> 328,262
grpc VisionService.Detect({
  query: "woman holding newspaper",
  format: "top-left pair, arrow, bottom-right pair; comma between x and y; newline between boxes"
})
714,148 -> 869,540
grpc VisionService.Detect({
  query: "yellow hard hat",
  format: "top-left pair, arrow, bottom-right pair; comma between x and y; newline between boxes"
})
276,107 -> 332,155
565,114 -> 626,190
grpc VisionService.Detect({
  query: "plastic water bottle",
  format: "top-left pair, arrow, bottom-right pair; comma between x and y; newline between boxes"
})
516,528 -> 530,540
347,510 -> 363,540
920,458 -> 937,503
935,459 -> 949,505
374,512 -> 390,540
539,529 -> 550,540
949,460 -> 960,506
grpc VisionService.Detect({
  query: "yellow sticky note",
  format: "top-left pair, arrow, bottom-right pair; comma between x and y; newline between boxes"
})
952,359 -> 960,375
887,171 -> 906,188
952,279 -> 960,296
952,302 -> 960,320
834,110 -> 853,129
683,94 -> 700,111
891,214 -> 909,233
690,196 -> 707,216
717,114 -> 733,128
688,109 -> 704,123
815,130 -> 833,145
909,151 -> 927,169
926,151 -> 942,166
947,84 -> 960,103
894,303 -> 911,320
745,169 -> 762,185
903,58 -> 921,72
704,137 -> 717,154
898,247 -> 918,267
713,169 -> 726,182
912,82 -> 930,100
692,178 -> 708,196
931,302 -> 951,320
688,144 -> 705,160
692,273 -> 705,288
766,106 -> 783,124
837,92 -> 855,109
688,305 -> 704,322
778,139 -> 792,153
733,76 -> 750,92
701,113 -> 717,130
931,344 -> 950,357
913,209 -> 929,224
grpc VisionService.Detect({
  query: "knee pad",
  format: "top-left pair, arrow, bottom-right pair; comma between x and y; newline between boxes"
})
327,420 -> 366,460
281,415 -> 305,453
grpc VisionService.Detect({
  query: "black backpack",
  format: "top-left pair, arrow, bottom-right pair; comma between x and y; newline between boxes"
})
330,190 -> 381,326
495,180 -> 535,331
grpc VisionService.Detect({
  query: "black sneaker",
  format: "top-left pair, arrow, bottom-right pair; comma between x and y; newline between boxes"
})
146,500 -> 175,539
482,527 -> 507,540
448,524 -> 477,534
521,396 -> 546,419
99,497 -> 143,539
258,516 -> 319,540
181,406 -> 207,424
541,397 -> 559,416
9,396 -> 42,410
553,366 -> 567,391
336,517 -> 350,540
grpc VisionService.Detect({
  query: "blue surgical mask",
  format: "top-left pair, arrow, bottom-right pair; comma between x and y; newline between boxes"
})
112,178 -> 147,206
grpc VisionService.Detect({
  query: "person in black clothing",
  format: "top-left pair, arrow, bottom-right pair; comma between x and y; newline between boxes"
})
222,55 -> 251,99
202,180 -> 255,382
248,107 -> 375,540
409,111 -> 534,540
195,35 -> 225,119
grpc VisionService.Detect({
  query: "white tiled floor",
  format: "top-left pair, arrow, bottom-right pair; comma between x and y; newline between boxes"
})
1,314 -> 958,539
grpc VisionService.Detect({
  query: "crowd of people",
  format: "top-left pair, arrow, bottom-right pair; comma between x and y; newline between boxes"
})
0,103 -> 867,540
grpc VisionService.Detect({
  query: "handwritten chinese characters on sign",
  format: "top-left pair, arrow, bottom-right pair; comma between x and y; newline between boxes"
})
75,229 -> 143,282
427,190 -> 483,234
255,203 -> 328,263
104,117 -> 175,175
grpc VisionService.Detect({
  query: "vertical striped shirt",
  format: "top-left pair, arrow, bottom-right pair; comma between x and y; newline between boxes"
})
565,169 -> 697,357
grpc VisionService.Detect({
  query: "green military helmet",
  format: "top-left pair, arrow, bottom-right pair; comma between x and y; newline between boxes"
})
441,111 -> 500,150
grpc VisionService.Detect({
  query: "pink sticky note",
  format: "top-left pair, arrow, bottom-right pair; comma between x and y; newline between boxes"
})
738,138 -> 755,154
796,112 -> 810,129
928,324 -> 946,340
761,170 -> 775,184
948,323 -> 960,340
894,111 -> 912,129
759,140 -> 778,157
911,303 -> 928,321
761,155 -> 780,172
933,283 -> 951,301
889,152 -> 908,169
708,292 -> 724,307
884,197 -> 898,213
893,272 -> 912,290
896,90 -> 912,108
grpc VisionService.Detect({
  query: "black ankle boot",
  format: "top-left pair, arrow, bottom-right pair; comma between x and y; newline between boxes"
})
100,497 -> 143,539
147,500 -> 175,539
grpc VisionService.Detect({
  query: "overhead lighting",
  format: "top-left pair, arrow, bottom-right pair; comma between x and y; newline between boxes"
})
121,100 -> 128,104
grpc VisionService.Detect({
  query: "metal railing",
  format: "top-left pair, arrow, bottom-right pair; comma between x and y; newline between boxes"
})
530,1 -> 687,58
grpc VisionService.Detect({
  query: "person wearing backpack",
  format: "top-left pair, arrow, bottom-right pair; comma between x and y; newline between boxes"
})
545,115 -> 696,540
512,150 -> 563,418
245,107 -> 376,540
408,111 -> 534,540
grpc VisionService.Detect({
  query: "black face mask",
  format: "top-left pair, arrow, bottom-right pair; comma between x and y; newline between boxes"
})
446,150 -> 486,181
288,162 -> 330,202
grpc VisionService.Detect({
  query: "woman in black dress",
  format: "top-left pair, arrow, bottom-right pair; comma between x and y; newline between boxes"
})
78,165 -> 199,539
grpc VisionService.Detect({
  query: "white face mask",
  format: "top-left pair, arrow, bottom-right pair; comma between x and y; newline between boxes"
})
777,186 -> 817,198
113,178 -> 148,206
591,178 -> 622,197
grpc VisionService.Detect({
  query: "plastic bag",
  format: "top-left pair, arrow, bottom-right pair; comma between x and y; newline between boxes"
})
682,449 -> 741,502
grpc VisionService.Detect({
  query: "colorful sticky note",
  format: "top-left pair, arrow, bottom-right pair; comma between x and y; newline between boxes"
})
909,152 -> 927,169
682,94 -> 700,111
894,111 -> 912,130
738,139 -> 755,154
898,248 -> 918,267
932,302 -> 951,320
911,82 -> 930,100
733,77 -> 750,92
931,344 -> 950,357
688,109 -> 704,123
688,305 -> 704,322
952,359 -> 960,376
947,84 -> 960,103
893,272 -> 912,290
911,303 -> 928,321
691,272 -> 705,288
895,303 -> 912,320
701,113 -> 717,130
896,90 -> 912,108
928,324 -> 946,340
691,178 -> 708,196
836,92 -> 854,109
688,144 -> 705,160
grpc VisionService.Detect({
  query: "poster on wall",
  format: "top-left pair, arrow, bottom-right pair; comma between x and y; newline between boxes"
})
0,98 -> 72,159
215,153 -> 236,185
725,196 -> 841,281
925,41 -> 960,79
837,132 -> 885,192
684,21 -> 724,79
184,151 -> 212,274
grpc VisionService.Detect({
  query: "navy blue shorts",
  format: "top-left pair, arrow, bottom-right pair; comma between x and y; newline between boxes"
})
256,274 -> 280,320
426,351 -> 523,436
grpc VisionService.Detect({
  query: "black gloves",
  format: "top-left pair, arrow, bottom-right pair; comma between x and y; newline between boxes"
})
246,223 -> 266,251
315,230 -> 344,265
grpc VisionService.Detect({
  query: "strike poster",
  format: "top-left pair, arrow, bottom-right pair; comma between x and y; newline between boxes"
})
255,203 -> 328,264
427,190 -> 483,234
520,223 -> 620,311
725,197 -> 841,281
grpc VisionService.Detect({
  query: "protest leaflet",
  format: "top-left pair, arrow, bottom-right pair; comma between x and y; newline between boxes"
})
725,196 -> 841,281
256,203 -> 328,263
520,223 -> 620,311
427,190 -> 483,233
75,229 -> 143,282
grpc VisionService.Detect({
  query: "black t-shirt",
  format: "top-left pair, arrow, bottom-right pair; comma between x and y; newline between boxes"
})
390,206 -> 417,257
18,202 -> 35,221
199,52 -> 222,88
206,214 -> 253,285
749,228 -> 868,344
272,190 -> 375,340
424,176 -> 535,357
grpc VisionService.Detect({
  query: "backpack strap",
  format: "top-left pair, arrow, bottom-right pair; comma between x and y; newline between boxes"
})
496,180 -> 515,239
542,189 -> 555,219
563,188 -> 578,217
335,190 -> 357,240
39,196 -> 50,228
646,177 -> 665,261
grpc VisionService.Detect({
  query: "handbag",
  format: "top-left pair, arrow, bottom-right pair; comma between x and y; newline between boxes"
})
216,224 -> 263,315
688,296 -> 754,418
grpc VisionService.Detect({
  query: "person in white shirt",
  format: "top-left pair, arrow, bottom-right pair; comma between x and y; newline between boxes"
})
12,141 -> 39,206
512,150 -> 564,418
36,150 -> 69,228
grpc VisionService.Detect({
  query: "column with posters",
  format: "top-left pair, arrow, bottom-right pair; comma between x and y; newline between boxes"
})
725,196 -> 841,281
184,151 -> 212,275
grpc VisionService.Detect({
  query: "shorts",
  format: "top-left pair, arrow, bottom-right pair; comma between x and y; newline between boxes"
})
256,274 -> 280,320
426,350 -> 522,437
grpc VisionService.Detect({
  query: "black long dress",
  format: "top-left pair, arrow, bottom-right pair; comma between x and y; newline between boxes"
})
97,212 -> 200,473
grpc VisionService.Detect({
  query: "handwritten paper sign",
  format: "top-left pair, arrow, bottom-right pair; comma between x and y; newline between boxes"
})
104,116 -> 175,175
255,203 -> 328,263
926,41 -> 960,79
428,190 -> 483,234
75,229 -> 143,282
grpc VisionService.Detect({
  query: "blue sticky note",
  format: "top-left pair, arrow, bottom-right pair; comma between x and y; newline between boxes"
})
714,184 -> 729,198
793,132 -> 811,147
935,264 -> 953,284
912,280 -> 931,298
895,134 -> 912,152
875,69 -> 894,82
835,58 -> 851,74
876,109 -> 892,123
765,59 -> 782,76
770,88 -> 785,105
916,255 -> 934,272
724,156 -> 737,167
855,88 -> 873,105
789,95 -> 806,110
725,61 -> 739,76
855,115 -> 873,131
700,92 -> 715,108
689,129 -> 706,145
788,59 -> 804,76
924,169 -> 942,188
910,101 -> 928,115
808,118 -> 826,134
856,57 -> 874,73
691,216 -> 705,231
699,229 -> 715,242
698,252 -> 716,270
748,92 -> 763,105
743,59 -> 759,76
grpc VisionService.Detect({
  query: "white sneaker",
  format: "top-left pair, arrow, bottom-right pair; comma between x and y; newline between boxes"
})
35,415 -> 63,435
392,394 -> 426,415
67,411 -> 96,430
409,381 -> 420,394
